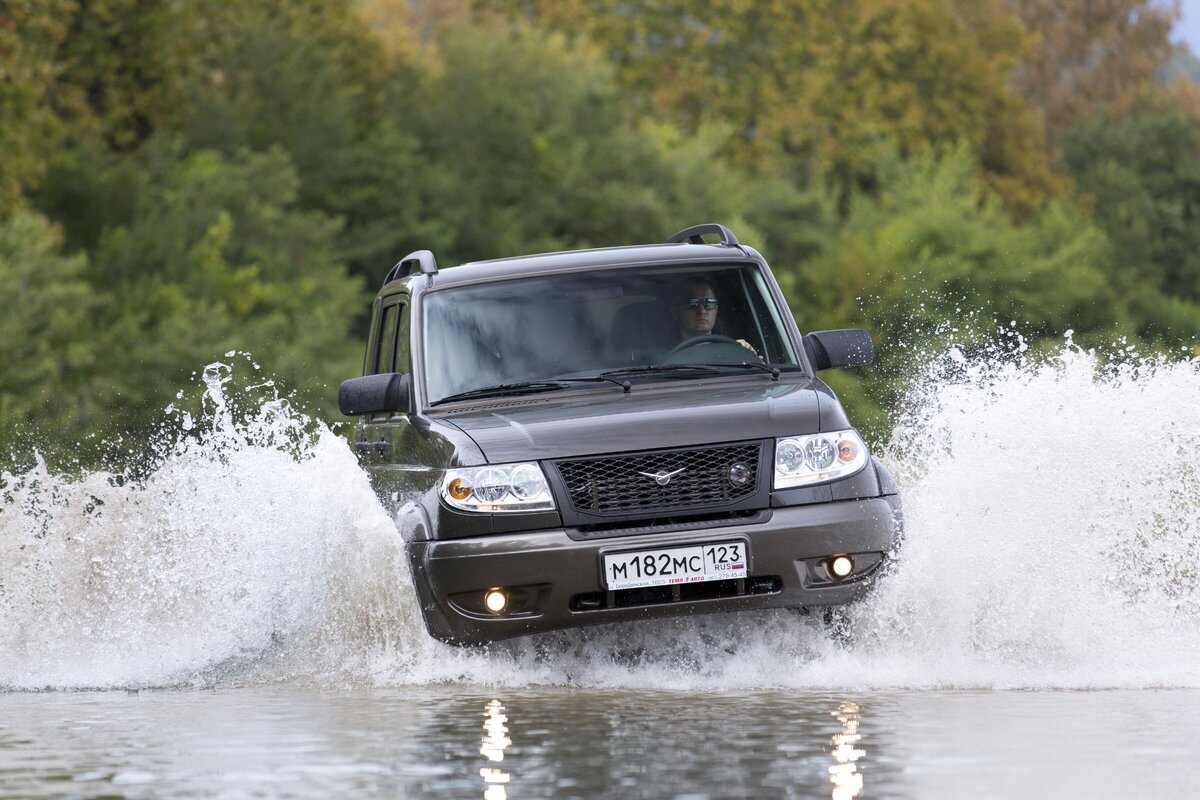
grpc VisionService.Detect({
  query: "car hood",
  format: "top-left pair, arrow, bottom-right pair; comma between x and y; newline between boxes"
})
436,377 -> 823,462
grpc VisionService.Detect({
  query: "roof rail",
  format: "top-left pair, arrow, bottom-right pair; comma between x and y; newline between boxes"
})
383,249 -> 439,287
667,223 -> 740,247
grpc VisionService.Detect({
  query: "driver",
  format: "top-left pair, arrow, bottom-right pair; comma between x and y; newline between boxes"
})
671,276 -> 720,341
670,277 -> 759,355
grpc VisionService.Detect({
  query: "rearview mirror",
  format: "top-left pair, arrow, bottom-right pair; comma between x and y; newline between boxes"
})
339,373 -> 412,416
803,329 -> 874,371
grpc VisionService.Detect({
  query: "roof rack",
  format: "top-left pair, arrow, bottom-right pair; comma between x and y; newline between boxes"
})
383,249 -> 439,287
667,224 -> 740,247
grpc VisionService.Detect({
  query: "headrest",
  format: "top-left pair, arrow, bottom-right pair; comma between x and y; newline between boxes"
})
611,299 -> 677,352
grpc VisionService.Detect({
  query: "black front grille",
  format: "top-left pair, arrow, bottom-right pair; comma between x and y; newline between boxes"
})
553,442 -> 763,516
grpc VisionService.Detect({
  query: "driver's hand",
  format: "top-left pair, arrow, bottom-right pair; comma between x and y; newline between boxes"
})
737,338 -> 760,357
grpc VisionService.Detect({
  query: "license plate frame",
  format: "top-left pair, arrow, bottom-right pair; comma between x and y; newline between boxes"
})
601,541 -> 749,591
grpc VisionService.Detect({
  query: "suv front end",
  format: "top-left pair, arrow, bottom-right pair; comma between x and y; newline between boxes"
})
340,225 -> 902,644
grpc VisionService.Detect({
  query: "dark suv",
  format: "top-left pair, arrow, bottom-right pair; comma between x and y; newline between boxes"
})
340,224 -> 902,644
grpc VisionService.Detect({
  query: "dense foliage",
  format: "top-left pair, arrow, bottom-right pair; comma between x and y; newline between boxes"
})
1,0 -> 1197,464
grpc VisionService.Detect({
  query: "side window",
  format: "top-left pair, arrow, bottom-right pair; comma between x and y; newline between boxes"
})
375,304 -> 399,374
394,304 -> 411,374
740,269 -> 798,365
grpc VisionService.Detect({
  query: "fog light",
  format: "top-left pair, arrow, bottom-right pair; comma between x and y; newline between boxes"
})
728,462 -> 752,487
484,589 -> 509,613
829,555 -> 854,579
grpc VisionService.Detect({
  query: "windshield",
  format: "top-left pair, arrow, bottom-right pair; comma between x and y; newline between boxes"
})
421,263 -> 802,404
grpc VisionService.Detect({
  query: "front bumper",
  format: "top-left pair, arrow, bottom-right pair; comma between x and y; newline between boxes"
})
408,495 -> 902,645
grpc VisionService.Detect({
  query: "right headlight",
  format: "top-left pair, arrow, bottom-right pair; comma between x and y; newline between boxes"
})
773,430 -> 869,489
440,462 -> 556,513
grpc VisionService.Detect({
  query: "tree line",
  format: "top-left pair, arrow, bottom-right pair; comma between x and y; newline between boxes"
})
1,0 -> 1198,465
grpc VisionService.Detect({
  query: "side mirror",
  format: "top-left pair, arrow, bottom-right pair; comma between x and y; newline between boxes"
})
339,373 -> 412,416
804,329 -> 874,371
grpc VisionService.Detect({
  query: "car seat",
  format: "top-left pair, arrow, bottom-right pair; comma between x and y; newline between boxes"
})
610,298 -> 678,363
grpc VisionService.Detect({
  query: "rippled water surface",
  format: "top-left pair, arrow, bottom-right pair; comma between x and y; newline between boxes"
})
4,687 -> 1200,798
3,341 -> 1199,797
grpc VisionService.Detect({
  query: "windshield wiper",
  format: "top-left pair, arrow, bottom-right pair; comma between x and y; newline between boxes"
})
709,362 -> 783,380
433,365 -> 766,406
431,381 -> 574,405
432,374 -> 635,405
546,374 -> 635,393
602,362 -> 786,383
599,364 -> 723,379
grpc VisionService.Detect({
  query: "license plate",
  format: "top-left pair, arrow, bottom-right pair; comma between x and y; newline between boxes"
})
602,542 -> 748,591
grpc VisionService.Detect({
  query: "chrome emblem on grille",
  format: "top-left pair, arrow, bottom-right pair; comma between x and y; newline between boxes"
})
638,467 -> 686,486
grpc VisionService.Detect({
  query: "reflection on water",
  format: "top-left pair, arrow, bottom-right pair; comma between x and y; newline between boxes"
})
3,687 -> 1200,799
829,701 -> 865,800
480,699 -> 512,800
472,692 -> 872,799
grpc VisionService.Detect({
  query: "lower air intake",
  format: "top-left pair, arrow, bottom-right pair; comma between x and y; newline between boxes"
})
570,575 -> 782,612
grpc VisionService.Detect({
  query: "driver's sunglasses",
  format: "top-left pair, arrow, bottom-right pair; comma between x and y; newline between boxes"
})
681,297 -> 719,311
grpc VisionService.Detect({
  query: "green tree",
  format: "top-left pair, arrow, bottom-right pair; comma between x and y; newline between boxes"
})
0,211 -> 100,447
401,24 -> 763,265
171,0 -> 386,200
39,0 -> 190,151
0,0 -> 74,212
315,119 -> 454,283
482,0 -> 1063,213
100,144 -> 364,416
22,0 -> 392,278
1008,0 -> 1178,144
776,143 -> 1122,436
9,143 -> 365,462
1061,106 -> 1200,344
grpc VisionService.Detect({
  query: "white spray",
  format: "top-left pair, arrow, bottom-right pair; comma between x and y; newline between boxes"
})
2,339 -> 1198,691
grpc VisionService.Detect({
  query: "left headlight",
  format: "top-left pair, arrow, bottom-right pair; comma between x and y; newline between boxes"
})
773,430 -> 869,489
441,463 -> 556,513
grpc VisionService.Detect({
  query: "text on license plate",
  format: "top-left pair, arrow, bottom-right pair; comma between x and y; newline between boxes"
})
603,542 -> 747,591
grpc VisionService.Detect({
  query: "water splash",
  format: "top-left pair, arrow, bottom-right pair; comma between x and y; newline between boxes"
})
2,340 -> 1199,691
416,333 -> 1200,690
854,334 -> 1200,688
0,359 -> 422,690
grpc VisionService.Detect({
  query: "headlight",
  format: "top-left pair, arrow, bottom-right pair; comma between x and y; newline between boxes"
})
773,430 -> 869,489
440,462 -> 556,513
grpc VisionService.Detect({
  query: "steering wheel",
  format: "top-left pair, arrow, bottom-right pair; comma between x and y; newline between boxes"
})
667,334 -> 743,357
